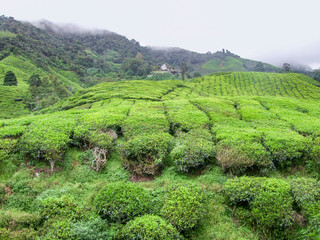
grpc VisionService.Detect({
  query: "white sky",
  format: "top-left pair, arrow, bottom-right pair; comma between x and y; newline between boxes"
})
1,0 -> 320,68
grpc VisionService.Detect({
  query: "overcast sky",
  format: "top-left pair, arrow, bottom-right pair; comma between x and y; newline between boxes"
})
1,0 -> 320,68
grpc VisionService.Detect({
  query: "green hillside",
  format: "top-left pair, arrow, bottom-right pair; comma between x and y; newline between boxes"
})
0,54 -> 83,119
201,56 -> 279,73
1,72 -> 320,239
0,16 -> 280,82
0,16 -> 284,119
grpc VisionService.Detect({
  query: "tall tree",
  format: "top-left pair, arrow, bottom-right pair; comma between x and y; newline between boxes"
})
283,63 -> 291,73
254,62 -> 265,72
180,62 -> 188,81
28,74 -> 42,87
313,69 -> 320,82
3,71 -> 17,86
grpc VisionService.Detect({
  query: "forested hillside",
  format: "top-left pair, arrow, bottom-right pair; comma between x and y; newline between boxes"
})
0,16 -> 283,119
1,72 -> 320,239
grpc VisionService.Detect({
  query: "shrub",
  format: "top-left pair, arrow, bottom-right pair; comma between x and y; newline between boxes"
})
42,219 -> 74,240
118,215 -> 182,240
289,177 -> 320,209
5,170 -> 38,212
0,227 -> 38,240
251,179 -> 293,231
300,208 -> 320,239
262,128 -> 308,169
164,100 -> 209,133
217,141 -> 271,175
223,176 -> 266,205
161,184 -> 206,232
0,184 -> 8,207
171,129 -> 215,173
40,195 -> 85,221
70,217 -> 116,240
0,210 -> 41,240
94,182 -> 152,223
0,210 -> 41,230
224,177 -> 294,237
19,115 -> 77,171
73,128 -> 116,172
120,133 -> 174,175
3,70 -> 17,86
73,124 -> 116,151
307,141 -> 320,178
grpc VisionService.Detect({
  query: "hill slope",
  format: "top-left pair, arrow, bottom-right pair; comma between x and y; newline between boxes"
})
45,72 -> 320,112
201,56 -> 279,73
1,14 -> 320,239
0,16 -> 281,118
0,16 -> 280,79
1,72 -> 320,239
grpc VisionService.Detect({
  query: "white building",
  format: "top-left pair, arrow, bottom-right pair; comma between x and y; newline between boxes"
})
160,64 -> 168,71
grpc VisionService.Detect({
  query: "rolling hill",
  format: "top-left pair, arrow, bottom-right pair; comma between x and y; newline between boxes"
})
1,72 -> 320,239
0,16 -> 283,119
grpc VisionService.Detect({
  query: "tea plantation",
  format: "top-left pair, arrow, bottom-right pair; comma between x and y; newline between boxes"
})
1,72 -> 320,239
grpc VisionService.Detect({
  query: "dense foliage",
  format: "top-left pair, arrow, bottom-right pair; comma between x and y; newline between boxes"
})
120,133 -> 174,176
0,71 -> 320,239
161,184 -> 206,232
94,182 -> 152,223
118,215 -> 182,240
3,70 -> 17,86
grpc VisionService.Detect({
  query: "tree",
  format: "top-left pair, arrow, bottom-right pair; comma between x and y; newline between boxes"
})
193,72 -> 201,78
180,62 -> 188,81
254,62 -> 265,72
3,71 -> 17,86
283,63 -> 291,73
313,69 -> 320,82
121,56 -> 151,77
28,74 -> 42,87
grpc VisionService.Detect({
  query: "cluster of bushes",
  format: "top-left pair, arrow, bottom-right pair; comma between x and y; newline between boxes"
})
0,210 -> 41,239
0,172 -> 207,239
192,96 -> 320,175
93,182 -> 206,239
224,176 -> 320,239
0,181 -> 207,239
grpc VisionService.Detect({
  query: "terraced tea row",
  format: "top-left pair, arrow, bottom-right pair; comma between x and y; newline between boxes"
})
42,72 -> 320,113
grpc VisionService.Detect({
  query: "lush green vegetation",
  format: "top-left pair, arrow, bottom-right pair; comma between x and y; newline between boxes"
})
1,69 -> 320,239
0,16 -> 284,119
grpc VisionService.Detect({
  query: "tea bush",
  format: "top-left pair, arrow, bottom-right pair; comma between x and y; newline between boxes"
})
0,210 -> 41,230
40,195 -> 85,221
94,182 -> 152,223
251,179 -> 293,231
289,177 -> 320,209
122,100 -> 169,139
224,177 -> 294,236
70,217 -> 116,240
118,215 -> 182,240
161,184 -> 206,232
120,132 -> 174,175
164,100 -> 209,133
223,176 -> 266,205
217,140 -> 271,174
171,129 -> 215,173
19,114 -> 77,171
